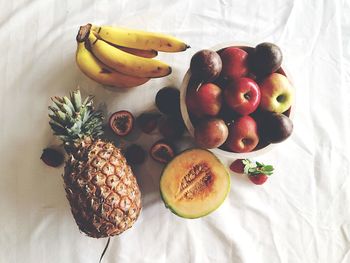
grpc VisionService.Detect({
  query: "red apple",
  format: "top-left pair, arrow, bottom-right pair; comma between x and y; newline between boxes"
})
186,86 -> 201,117
220,47 -> 248,80
186,83 -> 222,117
186,85 -> 202,117
224,78 -> 261,115
225,116 -> 259,153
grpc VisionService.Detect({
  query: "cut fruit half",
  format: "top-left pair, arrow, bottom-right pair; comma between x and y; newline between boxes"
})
109,110 -> 134,136
150,140 -> 175,164
160,148 -> 230,218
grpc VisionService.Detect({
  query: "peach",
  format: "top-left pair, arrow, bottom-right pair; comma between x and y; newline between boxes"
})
194,118 -> 228,149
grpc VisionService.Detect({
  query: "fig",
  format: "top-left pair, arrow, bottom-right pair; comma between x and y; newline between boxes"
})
124,144 -> 146,165
150,140 -> 175,164
109,110 -> 134,136
194,118 -> 228,149
136,112 -> 161,134
155,87 -> 181,117
158,116 -> 185,140
40,147 -> 64,167
190,50 -> 222,82
249,42 -> 283,77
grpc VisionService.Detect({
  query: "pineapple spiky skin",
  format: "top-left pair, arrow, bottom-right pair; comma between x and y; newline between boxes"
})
49,90 -> 142,238
64,138 -> 141,238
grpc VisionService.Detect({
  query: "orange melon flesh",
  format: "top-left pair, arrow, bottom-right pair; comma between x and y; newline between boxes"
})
160,148 -> 230,218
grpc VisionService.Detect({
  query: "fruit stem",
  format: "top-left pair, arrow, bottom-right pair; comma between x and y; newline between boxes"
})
99,237 -> 111,263
195,82 -> 203,92
76,23 -> 92,43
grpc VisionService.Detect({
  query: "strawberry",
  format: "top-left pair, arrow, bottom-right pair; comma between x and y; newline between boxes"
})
248,173 -> 268,185
229,159 -> 247,174
241,159 -> 274,185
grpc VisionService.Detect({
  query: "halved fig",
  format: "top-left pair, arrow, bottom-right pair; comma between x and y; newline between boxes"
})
150,140 -> 175,164
109,110 -> 134,136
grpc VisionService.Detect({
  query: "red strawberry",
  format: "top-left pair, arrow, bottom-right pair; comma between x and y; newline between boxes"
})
229,159 -> 245,173
234,159 -> 274,185
248,173 -> 268,185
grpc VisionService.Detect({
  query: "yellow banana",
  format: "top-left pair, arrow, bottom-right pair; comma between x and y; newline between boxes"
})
86,30 -> 172,78
75,42 -> 150,88
91,24 -> 190,52
113,46 -> 158,58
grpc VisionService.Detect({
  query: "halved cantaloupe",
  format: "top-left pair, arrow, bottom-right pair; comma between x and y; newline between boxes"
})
160,148 -> 230,218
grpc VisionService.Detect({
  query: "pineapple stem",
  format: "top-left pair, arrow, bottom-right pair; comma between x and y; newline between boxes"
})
99,237 -> 111,263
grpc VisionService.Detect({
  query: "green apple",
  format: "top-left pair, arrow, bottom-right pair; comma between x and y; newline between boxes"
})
259,73 -> 294,113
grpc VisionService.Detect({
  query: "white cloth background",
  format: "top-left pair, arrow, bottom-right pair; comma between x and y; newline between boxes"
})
1,0 -> 350,262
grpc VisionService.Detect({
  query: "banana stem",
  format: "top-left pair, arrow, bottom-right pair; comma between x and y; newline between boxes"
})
76,23 -> 92,43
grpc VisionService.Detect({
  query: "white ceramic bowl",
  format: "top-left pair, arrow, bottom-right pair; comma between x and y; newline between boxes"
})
180,42 -> 294,159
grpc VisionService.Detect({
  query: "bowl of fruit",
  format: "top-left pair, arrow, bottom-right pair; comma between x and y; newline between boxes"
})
180,42 -> 295,158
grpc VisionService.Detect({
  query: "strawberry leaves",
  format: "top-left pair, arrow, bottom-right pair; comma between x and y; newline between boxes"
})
249,161 -> 274,176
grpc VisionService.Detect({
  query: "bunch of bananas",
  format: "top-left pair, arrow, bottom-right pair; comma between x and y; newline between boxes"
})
76,23 -> 189,88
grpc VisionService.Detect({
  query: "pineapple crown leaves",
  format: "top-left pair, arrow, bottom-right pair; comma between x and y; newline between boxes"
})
242,159 -> 274,176
48,89 -> 104,148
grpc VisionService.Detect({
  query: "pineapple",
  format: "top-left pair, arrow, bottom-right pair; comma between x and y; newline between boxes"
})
48,90 -> 141,238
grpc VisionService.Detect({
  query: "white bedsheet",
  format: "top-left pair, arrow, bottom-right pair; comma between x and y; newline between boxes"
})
1,0 -> 350,262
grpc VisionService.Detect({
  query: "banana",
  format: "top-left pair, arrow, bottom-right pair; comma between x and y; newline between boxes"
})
114,46 -> 158,58
91,24 -> 190,52
75,42 -> 150,88
86,30 -> 172,78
